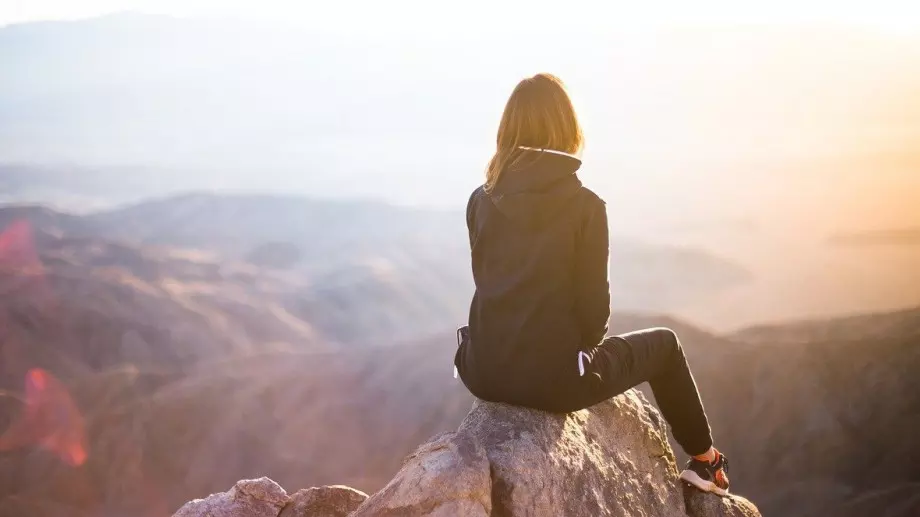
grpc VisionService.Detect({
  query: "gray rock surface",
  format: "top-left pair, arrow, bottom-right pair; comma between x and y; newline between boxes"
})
350,431 -> 492,517
280,485 -> 368,517
172,477 -> 289,517
172,390 -> 761,517
685,486 -> 761,517
354,389 -> 761,517
171,479 -> 367,517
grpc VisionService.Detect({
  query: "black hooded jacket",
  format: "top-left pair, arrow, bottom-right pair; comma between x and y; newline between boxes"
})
456,149 -> 610,411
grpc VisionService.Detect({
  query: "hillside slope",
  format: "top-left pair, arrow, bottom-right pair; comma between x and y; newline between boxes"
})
0,205 -> 917,517
90,193 -> 750,314
1,199 -> 751,341
172,391 -> 761,517
708,312 -> 920,517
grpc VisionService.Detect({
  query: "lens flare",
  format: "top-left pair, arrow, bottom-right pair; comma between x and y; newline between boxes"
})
0,368 -> 87,466
0,219 -> 42,271
0,221 -> 82,464
0,219 -> 53,309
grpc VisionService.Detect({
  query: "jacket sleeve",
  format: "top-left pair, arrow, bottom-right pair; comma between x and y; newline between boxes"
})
466,187 -> 480,249
575,200 -> 611,348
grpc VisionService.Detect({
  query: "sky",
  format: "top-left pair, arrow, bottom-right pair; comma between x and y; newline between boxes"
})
1,0 -> 919,236
3,0 -> 920,34
2,0 -> 919,328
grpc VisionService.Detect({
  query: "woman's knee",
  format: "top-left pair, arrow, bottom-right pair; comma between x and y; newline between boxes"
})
648,327 -> 683,357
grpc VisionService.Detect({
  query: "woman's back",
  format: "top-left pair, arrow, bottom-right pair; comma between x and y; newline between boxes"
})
457,148 -> 610,410
454,72 -> 731,496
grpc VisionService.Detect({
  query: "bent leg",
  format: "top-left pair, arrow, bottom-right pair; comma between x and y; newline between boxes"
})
590,327 -> 713,456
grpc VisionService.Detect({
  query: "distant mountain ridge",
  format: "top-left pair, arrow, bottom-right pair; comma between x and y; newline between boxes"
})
1,195 -> 752,336
0,211 -> 916,517
4,12 -> 919,219
731,305 -> 920,344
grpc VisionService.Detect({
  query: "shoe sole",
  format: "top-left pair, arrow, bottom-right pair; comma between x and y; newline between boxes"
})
679,469 -> 729,497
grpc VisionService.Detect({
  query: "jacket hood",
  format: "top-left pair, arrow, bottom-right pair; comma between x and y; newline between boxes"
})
488,149 -> 583,227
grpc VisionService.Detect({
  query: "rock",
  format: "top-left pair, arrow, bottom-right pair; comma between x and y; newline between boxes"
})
684,486 -> 761,517
171,477 -> 289,517
280,485 -> 368,517
353,389 -> 762,517
171,390 -> 762,517
169,479 -> 368,517
351,431 -> 492,517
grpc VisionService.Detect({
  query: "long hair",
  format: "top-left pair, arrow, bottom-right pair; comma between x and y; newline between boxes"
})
485,73 -> 584,192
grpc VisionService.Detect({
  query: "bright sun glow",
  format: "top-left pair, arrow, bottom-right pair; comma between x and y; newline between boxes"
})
3,0 -> 920,35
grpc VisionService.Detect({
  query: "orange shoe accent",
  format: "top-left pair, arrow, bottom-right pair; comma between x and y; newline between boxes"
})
714,468 -> 729,490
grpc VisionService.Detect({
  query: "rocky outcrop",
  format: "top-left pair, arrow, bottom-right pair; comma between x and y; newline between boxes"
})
172,478 -> 366,517
353,389 -> 758,517
172,478 -> 290,517
684,486 -> 761,517
350,431 -> 492,516
171,390 -> 759,517
281,486 -> 369,517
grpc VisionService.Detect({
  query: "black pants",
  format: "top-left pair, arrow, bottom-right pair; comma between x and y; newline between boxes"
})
580,327 -> 713,456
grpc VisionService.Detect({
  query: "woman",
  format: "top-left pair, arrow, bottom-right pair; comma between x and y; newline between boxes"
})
454,73 -> 730,495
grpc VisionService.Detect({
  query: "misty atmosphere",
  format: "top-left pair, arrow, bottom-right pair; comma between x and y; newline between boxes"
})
1,5 -> 919,517
3,12 -> 920,327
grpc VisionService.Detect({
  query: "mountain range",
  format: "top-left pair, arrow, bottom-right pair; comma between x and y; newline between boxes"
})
4,10 -> 920,332
3,13 -> 920,226
0,199 -> 917,517
0,195 -> 753,341
2,12 -> 919,517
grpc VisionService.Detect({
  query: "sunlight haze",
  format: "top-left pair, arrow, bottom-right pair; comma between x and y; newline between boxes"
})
4,0 -> 920,32
1,6 -> 920,517
2,1 -> 919,325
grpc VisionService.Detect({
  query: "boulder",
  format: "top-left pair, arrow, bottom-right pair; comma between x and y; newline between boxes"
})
171,390 -> 762,517
280,485 -> 368,517
684,486 -> 761,517
172,477 -> 289,517
171,479 -> 366,517
350,431 -> 492,516
353,389 -> 761,517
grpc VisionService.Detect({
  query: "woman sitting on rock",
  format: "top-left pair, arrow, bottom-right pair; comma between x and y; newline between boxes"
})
454,73 -> 730,496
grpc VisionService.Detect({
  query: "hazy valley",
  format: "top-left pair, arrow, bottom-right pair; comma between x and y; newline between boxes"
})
2,11 -> 920,517
0,196 -> 917,517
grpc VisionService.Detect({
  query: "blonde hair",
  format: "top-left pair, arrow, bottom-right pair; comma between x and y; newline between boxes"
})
485,73 -> 584,192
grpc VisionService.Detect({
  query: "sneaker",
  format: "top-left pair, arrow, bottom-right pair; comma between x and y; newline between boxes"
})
679,450 -> 730,496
